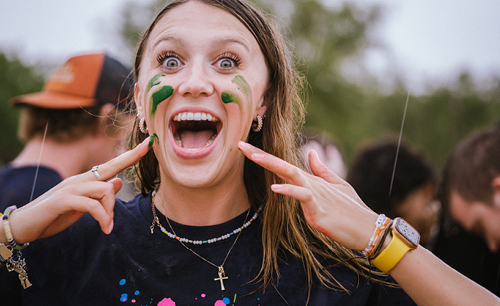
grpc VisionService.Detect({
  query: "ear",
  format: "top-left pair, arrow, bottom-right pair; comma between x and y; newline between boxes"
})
492,176 -> 500,208
93,103 -> 115,136
99,103 -> 114,117
133,83 -> 144,115
255,105 -> 267,119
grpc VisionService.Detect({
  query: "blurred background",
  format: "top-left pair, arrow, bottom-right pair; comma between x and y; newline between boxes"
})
1,0 -> 499,169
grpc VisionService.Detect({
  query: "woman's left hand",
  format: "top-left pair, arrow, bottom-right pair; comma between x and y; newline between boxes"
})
238,141 -> 378,251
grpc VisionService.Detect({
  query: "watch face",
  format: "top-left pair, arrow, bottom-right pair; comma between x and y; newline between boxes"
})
395,218 -> 420,246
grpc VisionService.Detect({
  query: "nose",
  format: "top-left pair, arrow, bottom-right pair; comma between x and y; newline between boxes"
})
177,63 -> 214,97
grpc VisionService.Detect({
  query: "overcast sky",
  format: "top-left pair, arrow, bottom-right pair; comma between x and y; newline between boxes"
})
1,0 -> 499,92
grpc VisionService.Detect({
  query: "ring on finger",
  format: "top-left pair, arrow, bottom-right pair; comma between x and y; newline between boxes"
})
91,166 -> 102,181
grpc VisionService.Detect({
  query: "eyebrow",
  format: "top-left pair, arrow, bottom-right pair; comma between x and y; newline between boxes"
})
153,36 -> 251,52
153,36 -> 182,50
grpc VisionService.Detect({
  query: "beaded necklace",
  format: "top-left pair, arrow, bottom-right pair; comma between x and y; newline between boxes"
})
150,191 -> 262,290
150,191 -> 262,245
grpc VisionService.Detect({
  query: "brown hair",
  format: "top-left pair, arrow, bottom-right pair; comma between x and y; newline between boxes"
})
440,123 -> 500,209
130,0 -> 373,296
18,105 -> 130,143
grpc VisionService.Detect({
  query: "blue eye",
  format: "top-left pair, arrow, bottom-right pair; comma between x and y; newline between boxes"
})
219,59 -> 234,69
165,58 -> 180,68
157,51 -> 182,70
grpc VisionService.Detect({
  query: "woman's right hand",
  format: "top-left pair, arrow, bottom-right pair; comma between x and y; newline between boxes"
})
2,137 -> 152,245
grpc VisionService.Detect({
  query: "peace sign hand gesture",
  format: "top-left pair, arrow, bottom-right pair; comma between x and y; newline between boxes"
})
3,138 -> 151,245
238,141 -> 378,251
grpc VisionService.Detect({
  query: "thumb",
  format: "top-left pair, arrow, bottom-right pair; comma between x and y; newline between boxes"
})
108,177 -> 123,194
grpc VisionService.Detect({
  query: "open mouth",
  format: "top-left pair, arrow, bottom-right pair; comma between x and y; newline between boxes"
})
172,112 -> 221,151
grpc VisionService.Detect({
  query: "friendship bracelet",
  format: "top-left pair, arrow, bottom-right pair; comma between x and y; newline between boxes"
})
2,206 -> 28,250
362,214 -> 390,258
369,219 -> 393,260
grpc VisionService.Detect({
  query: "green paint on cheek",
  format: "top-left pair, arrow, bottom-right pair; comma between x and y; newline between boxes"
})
149,133 -> 159,148
150,85 -> 173,116
232,75 -> 251,99
221,91 -> 240,104
147,74 -> 165,92
231,75 -> 253,134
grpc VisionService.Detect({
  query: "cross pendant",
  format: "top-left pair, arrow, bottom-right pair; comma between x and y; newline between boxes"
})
214,266 -> 228,291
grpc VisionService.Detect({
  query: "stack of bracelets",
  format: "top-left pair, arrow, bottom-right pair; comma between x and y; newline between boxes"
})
0,205 -> 32,288
363,214 -> 420,273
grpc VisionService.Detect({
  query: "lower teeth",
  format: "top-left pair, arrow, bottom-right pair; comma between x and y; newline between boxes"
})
174,133 -> 217,149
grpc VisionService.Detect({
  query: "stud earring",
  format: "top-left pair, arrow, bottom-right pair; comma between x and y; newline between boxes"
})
139,117 -> 148,134
252,115 -> 263,132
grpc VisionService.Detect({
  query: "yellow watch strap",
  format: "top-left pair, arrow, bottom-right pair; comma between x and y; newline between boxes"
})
371,229 -> 412,273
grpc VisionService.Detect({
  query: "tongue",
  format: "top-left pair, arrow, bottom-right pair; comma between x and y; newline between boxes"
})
180,130 -> 215,149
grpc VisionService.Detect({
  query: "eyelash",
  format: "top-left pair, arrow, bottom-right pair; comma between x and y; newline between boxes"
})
155,50 -> 242,69
157,51 -> 180,66
216,52 -> 242,67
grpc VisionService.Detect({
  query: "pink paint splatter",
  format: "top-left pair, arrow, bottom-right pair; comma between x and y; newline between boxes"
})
201,294 -> 206,298
131,300 -> 136,303
214,301 -> 226,306
158,298 -> 176,306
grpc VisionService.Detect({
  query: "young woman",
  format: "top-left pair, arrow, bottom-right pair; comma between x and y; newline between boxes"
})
1,0 -> 498,305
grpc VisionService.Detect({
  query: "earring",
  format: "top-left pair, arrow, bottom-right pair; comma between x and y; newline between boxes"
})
139,117 -> 148,134
252,115 -> 263,132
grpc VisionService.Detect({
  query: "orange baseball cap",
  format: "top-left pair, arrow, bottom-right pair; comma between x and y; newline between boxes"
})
10,52 -> 133,109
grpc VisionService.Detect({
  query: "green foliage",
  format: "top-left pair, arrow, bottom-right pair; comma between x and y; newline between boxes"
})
0,53 -> 45,165
111,0 -> 500,171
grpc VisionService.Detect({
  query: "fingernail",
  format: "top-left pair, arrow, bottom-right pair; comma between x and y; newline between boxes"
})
271,184 -> 282,192
107,220 -> 114,234
252,153 -> 264,160
239,141 -> 252,149
148,133 -> 159,148
148,135 -> 154,148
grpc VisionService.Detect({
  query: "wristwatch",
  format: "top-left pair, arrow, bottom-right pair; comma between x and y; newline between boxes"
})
371,217 -> 420,273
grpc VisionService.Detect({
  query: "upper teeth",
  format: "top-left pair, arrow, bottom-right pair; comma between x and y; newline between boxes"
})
173,112 -> 219,122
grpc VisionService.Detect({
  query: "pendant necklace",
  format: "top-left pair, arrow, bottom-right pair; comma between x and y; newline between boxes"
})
150,191 -> 262,291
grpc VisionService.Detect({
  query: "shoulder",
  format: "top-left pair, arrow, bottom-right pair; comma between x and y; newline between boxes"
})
0,165 -> 63,210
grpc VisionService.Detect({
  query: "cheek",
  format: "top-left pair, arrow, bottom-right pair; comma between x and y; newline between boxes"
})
150,85 -> 173,116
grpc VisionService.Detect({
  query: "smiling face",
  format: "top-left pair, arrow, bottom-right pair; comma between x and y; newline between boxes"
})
134,1 -> 268,189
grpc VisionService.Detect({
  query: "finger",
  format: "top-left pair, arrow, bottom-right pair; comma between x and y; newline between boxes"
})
80,181 -> 118,231
68,196 -> 114,235
271,183 -> 313,204
308,150 -> 344,184
108,177 -> 123,194
88,137 -> 151,182
238,141 -> 306,186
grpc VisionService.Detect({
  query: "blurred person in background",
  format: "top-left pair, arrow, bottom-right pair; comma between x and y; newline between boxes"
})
301,129 -> 347,179
347,138 -> 440,247
0,52 -> 134,211
433,122 -> 500,296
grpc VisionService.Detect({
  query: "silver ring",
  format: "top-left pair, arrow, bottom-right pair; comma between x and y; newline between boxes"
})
91,166 -> 102,181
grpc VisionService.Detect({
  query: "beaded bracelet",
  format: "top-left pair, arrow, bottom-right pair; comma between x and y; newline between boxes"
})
2,206 -> 28,250
362,214 -> 390,258
368,219 -> 393,260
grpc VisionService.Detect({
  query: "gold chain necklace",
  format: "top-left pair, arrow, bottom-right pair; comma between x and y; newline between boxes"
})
151,191 -> 252,291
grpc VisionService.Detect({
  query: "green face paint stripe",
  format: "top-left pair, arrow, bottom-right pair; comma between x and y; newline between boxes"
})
147,74 -> 165,92
231,75 -> 254,136
150,85 -> 174,116
221,91 -> 240,104
232,75 -> 251,97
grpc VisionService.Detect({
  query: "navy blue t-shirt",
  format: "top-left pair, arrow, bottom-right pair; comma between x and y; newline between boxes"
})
0,194 -> 416,305
0,165 -> 63,211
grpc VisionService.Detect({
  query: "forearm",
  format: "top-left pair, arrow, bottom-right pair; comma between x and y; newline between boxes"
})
390,245 -> 500,305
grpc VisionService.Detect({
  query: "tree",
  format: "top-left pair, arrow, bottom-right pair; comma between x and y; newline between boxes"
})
0,53 -> 45,165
